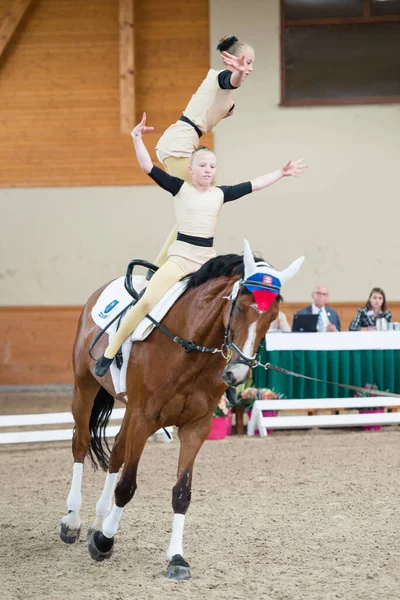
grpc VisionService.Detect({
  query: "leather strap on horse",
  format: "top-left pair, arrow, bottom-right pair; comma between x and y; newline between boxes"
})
144,313 -> 224,355
256,361 -> 400,399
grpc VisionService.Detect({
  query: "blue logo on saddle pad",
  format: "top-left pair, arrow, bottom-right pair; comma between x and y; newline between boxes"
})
99,299 -> 119,319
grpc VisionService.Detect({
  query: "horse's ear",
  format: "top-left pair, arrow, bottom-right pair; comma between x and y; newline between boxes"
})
243,239 -> 257,279
278,256 -> 305,285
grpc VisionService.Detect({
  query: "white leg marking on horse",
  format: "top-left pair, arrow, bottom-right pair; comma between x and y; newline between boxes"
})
61,509 -> 81,529
232,322 -> 257,381
67,462 -> 83,512
102,504 -> 124,539
96,472 -> 118,517
91,472 -> 119,531
167,513 -> 185,560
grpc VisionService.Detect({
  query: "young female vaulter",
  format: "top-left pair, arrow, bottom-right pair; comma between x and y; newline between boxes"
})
94,115 -> 306,376
152,34 -> 255,267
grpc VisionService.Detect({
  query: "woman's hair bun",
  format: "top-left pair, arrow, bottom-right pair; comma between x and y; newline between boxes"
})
216,35 -> 238,53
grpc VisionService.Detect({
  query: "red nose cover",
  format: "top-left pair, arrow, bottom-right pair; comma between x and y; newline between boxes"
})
252,290 -> 278,312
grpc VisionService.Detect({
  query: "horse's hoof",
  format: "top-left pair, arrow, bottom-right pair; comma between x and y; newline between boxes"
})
88,530 -> 114,562
166,554 -> 192,580
59,521 -> 81,545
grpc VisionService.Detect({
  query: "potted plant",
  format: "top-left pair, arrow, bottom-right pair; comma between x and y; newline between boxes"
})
207,394 -> 232,440
238,387 -> 284,434
355,383 -> 385,431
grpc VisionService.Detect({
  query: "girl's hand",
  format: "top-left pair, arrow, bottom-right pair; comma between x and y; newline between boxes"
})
131,112 -> 154,139
221,51 -> 247,72
282,159 -> 307,177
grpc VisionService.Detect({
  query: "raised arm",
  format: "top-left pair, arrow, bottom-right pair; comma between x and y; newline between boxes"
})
251,159 -> 307,192
221,52 -> 248,87
131,112 -> 155,174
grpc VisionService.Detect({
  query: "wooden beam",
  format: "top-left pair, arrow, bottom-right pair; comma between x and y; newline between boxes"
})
0,0 -> 33,59
119,0 -> 135,134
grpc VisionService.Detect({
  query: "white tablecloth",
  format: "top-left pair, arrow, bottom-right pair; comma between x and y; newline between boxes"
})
265,331 -> 400,351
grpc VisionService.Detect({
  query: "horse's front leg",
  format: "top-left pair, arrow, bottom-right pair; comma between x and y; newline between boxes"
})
167,419 -> 211,581
87,414 -> 151,562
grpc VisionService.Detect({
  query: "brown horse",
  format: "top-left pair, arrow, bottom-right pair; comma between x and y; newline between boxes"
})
59,240 -> 304,580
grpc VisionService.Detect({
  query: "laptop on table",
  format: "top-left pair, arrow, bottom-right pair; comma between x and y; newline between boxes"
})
292,314 -> 319,333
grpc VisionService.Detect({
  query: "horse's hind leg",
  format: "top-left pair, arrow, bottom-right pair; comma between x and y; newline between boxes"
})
60,375 -> 100,544
87,411 -> 129,541
88,414 -> 151,561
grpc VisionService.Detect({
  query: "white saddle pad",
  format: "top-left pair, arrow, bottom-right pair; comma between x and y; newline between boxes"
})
91,275 -> 188,395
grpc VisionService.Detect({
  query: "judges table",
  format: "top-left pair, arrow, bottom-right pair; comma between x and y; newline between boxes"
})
254,332 -> 400,399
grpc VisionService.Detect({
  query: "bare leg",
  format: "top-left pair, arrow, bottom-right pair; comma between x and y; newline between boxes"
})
88,414 -> 152,561
166,417 -> 212,580
60,375 -> 100,544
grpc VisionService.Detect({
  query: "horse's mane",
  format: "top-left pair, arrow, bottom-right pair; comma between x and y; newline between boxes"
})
184,253 -> 267,290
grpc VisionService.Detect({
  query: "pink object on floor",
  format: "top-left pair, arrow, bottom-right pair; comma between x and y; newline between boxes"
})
207,417 -> 228,440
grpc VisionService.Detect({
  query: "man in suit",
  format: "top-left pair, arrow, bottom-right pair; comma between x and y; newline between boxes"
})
294,285 -> 341,332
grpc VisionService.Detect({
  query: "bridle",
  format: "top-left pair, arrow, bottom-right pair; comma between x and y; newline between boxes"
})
222,278 -> 281,368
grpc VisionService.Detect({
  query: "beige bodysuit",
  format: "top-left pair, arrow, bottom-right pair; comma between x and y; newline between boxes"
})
153,69 -> 237,267
155,69 -> 235,163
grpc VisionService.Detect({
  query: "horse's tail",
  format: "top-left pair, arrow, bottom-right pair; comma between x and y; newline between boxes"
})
87,386 -> 115,472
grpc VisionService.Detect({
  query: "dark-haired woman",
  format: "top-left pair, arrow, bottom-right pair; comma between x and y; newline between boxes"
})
152,35 -> 255,267
349,287 -> 392,331
94,114 -> 306,376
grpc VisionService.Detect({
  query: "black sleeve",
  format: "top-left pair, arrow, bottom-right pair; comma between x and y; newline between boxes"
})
218,70 -> 238,90
148,166 -> 184,196
218,182 -> 253,203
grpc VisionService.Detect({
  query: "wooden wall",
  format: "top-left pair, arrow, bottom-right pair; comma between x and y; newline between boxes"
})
0,0 -> 211,187
2,302 -> 400,385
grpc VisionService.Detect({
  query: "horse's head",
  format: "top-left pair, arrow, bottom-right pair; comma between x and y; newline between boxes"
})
222,240 -> 304,386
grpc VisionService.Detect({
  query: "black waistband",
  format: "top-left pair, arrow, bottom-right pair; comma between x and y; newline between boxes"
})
177,232 -> 214,247
179,115 -> 203,138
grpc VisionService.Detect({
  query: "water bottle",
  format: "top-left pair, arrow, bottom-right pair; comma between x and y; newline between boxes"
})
376,316 -> 387,331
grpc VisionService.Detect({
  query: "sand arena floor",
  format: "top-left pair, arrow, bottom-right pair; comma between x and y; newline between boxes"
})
1,391 -> 400,600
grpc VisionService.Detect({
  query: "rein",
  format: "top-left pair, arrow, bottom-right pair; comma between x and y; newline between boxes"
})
253,359 -> 400,399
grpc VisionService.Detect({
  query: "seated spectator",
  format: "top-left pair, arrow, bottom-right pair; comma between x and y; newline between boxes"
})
268,311 -> 291,332
349,287 -> 392,331
294,285 -> 340,332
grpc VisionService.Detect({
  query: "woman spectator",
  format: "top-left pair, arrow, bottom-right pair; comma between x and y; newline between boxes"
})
349,287 -> 392,331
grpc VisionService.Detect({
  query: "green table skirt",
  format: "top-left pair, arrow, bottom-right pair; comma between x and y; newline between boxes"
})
253,344 -> 400,399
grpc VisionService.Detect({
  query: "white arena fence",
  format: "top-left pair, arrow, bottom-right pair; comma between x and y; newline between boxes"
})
247,398 -> 400,437
0,408 -> 173,444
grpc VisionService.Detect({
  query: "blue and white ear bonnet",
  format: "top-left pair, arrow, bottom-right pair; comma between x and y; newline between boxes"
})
232,240 -> 305,311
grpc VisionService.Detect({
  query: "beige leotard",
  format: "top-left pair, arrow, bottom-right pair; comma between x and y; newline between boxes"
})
155,69 -> 235,163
